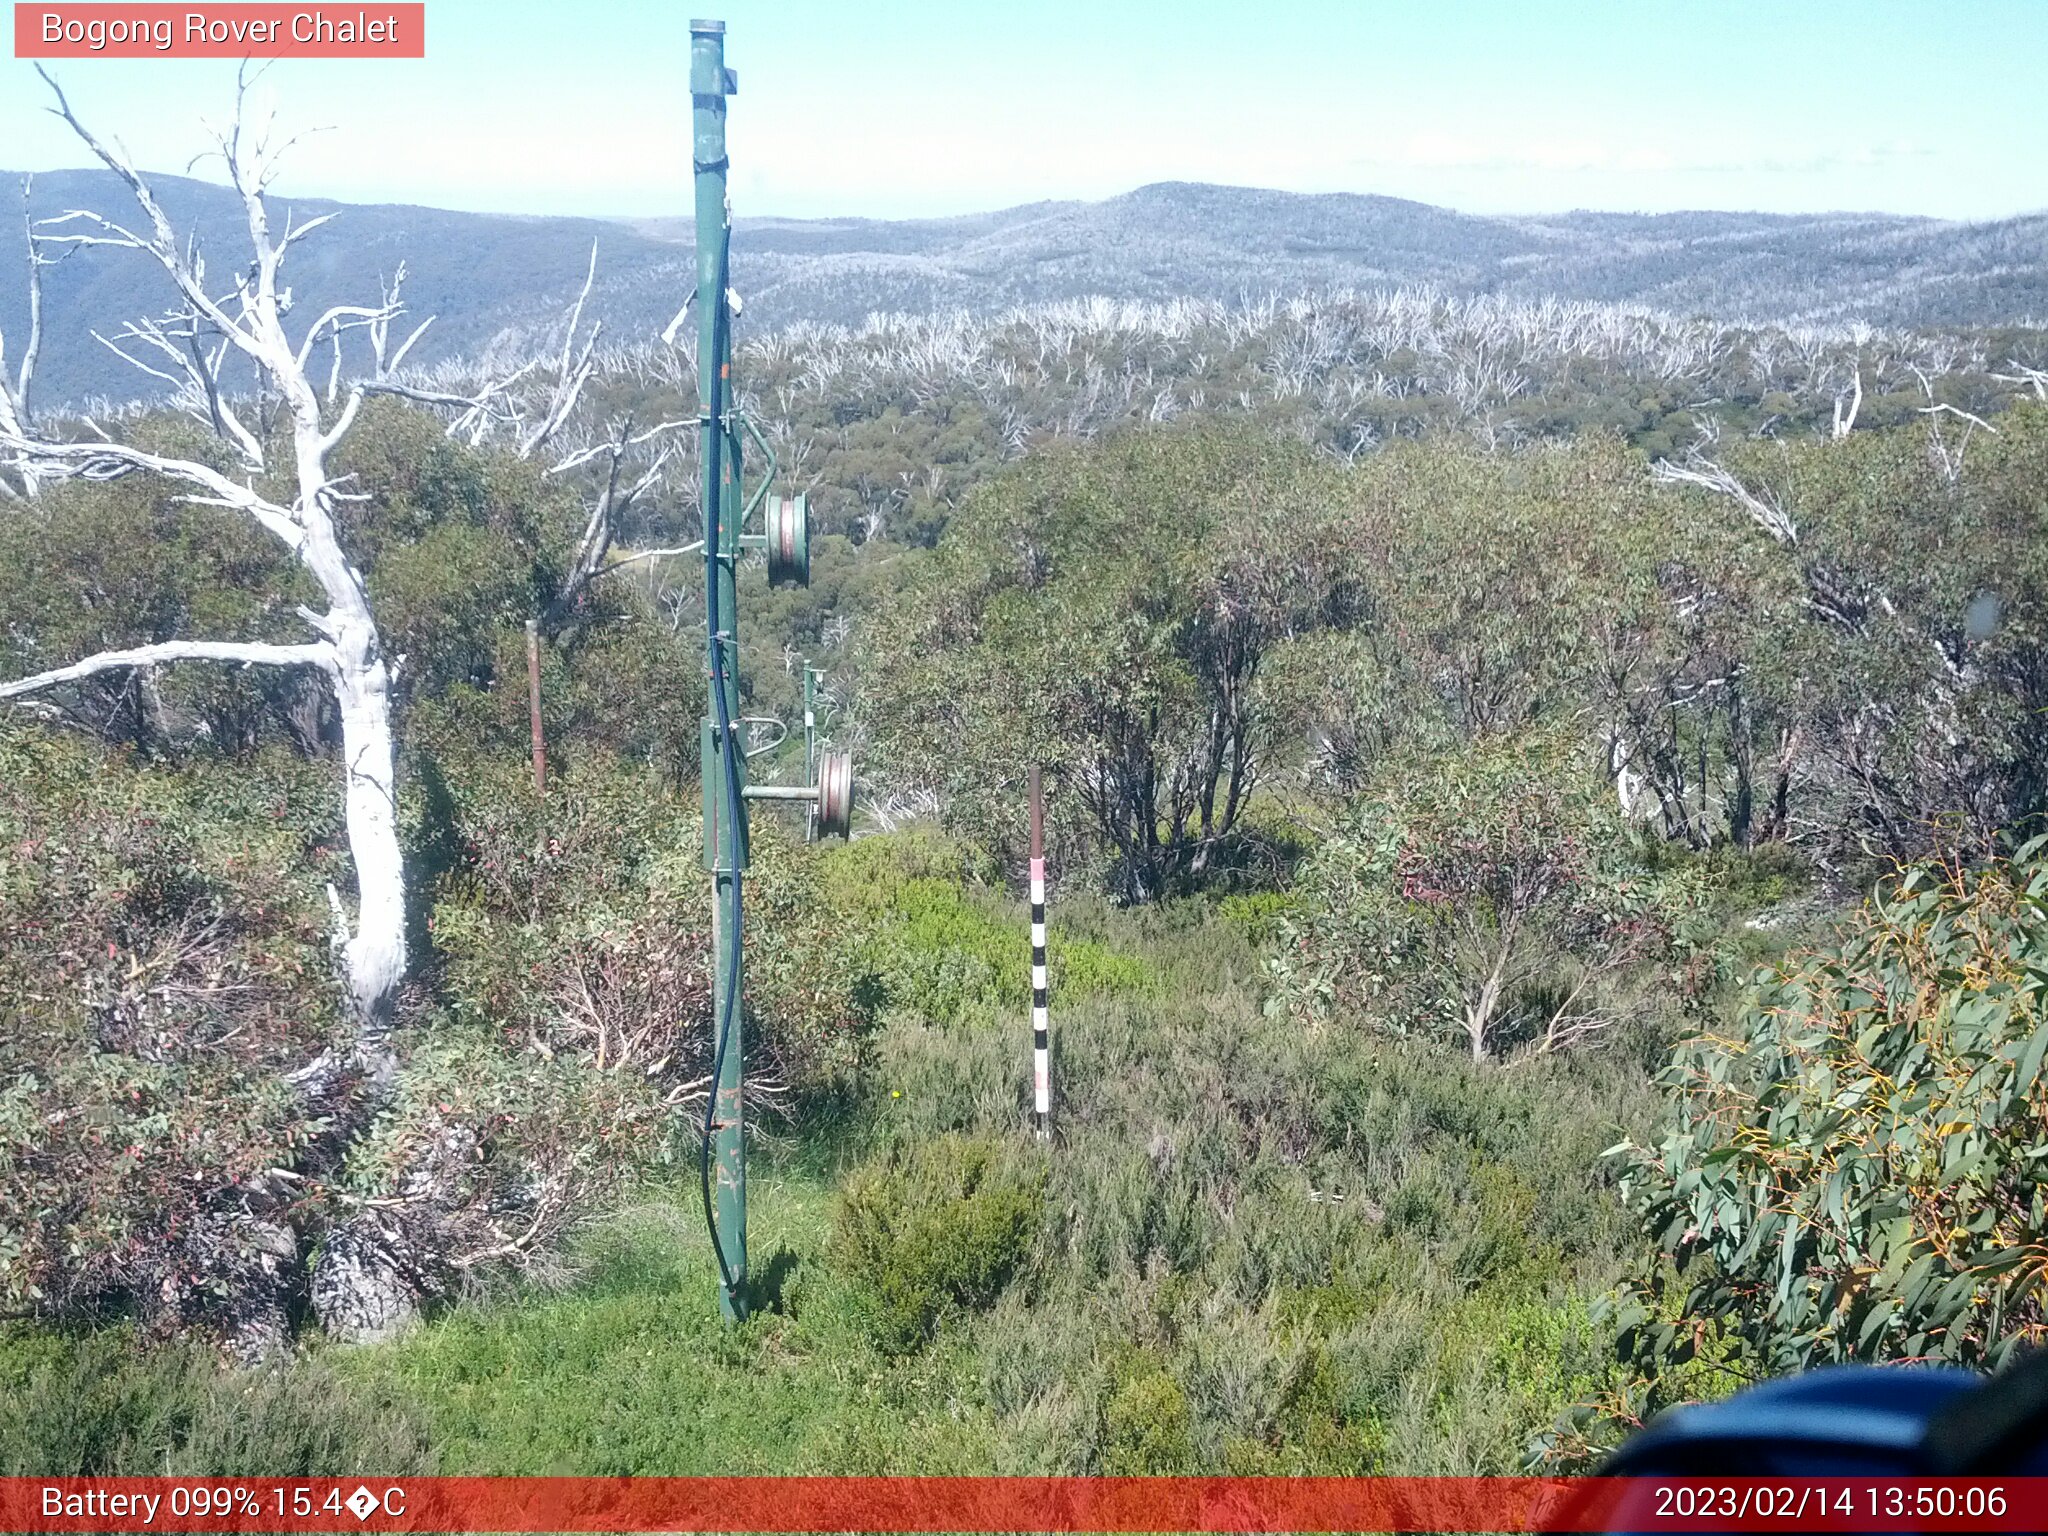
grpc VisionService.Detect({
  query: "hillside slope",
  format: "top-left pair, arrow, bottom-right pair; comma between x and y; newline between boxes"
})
4,172 -> 2046,404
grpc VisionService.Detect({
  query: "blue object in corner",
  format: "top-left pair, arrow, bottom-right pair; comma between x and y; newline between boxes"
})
1604,1365 -> 1985,1477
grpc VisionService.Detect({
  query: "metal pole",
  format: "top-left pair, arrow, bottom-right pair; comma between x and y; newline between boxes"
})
803,665 -> 819,841
692,16 -> 747,1323
524,618 -> 545,795
742,783 -> 818,803
1029,765 -> 1049,1139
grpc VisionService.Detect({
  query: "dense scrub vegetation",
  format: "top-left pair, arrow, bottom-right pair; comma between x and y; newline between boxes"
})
868,410 -> 2048,882
5,840 -> 1654,1474
6,322 -> 2048,1474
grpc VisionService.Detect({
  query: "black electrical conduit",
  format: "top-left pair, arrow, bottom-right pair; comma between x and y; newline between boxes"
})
699,214 -> 744,1309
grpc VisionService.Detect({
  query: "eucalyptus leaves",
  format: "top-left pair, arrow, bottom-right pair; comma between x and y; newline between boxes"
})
1615,836 -> 2048,1374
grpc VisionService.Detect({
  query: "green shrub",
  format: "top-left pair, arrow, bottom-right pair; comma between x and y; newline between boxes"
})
1610,836 -> 2048,1392
0,726 -> 343,1343
860,425 -> 1361,902
1273,734 -> 1703,1061
1217,890 -> 1298,949
1198,802 -> 1318,894
1254,1343 -> 1381,1474
0,1326 -> 431,1475
833,1133 -> 1046,1355
1696,839 -> 1812,911
865,877 -> 1022,1019
1100,1365 -> 1194,1474
820,833 -> 1154,1023
817,828 -> 997,915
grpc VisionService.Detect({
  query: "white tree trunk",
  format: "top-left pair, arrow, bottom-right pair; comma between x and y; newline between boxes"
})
333,629 -> 405,1050
284,369 -> 408,1054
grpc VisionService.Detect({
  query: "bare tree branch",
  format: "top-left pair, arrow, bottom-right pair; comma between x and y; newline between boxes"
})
538,410 -> 689,630
14,175 -> 42,422
0,431 -> 304,545
1920,400 -> 1997,434
600,542 -> 704,575
509,241 -> 604,460
1909,365 -> 1996,484
547,416 -> 692,476
35,66 -> 274,375
0,639 -> 335,700
1991,363 -> 2048,401
1651,428 -> 1799,545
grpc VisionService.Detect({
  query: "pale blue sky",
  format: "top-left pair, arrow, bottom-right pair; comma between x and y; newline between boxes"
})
3,0 -> 2043,221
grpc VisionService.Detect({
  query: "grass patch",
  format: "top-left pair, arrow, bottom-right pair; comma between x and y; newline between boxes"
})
333,1168 -> 1004,1474
0,1325 -> 431,1476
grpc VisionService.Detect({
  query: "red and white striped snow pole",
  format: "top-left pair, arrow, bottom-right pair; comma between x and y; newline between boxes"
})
1029,764 -> 1050,1139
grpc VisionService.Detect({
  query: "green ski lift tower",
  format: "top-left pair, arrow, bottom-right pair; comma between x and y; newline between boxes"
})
691,17 -> 854,1324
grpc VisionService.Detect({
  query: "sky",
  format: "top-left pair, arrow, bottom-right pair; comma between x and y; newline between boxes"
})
2,0 -> 2043,223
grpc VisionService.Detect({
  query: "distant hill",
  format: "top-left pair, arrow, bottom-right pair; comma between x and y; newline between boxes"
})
5,172 -> 2047,406
701,183 -> 2048,335
0,169 -> 694,407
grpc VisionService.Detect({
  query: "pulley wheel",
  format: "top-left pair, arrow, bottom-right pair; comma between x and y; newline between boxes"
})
767,493 -> 810,589
815,749 -> 854,839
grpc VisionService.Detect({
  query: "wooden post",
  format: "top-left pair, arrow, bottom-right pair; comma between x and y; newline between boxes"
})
1029,764 -> 1049,1139
525,618 -> 546,795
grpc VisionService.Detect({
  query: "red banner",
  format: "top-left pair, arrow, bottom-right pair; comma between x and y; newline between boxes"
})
13,5 -> 425,58
2,1477 -> 2046,1532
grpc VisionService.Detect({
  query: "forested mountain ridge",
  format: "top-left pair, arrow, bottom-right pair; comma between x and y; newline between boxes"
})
6,170 -> 2047,405
709,184 -> 2048,334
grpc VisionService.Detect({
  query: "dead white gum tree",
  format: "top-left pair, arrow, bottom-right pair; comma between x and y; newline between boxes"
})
0,176 -> 47,499
0,68 -> 453,1080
